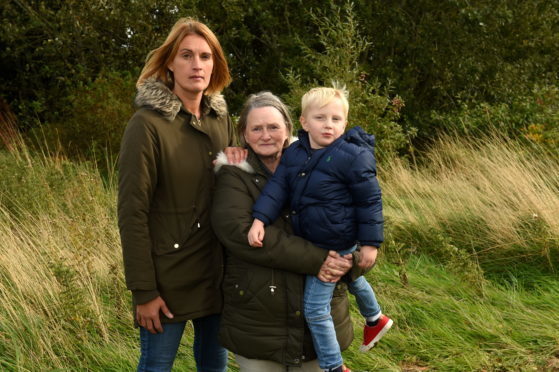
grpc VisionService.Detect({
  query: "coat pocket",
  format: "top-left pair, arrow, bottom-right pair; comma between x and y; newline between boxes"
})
148,209 -> 196,255
223,263 -> 254,305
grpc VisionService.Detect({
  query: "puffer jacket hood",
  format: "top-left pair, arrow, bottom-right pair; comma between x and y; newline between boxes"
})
135,77 -> 228,121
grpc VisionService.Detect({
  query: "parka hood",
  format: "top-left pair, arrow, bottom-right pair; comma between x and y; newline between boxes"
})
213,150 -> 255,174
135,77 -> 228,121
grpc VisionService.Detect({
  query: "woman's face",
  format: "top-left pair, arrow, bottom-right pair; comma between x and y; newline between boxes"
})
168,34 -> 213,98
244,106 -> 289,159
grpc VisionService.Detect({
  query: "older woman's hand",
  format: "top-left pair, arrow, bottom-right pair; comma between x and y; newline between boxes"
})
317,250 -> 353,282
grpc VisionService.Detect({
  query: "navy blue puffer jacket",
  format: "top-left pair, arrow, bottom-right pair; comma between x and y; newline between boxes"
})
253,126 -> 384,251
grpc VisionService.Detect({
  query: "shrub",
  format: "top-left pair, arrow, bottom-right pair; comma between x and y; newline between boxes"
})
28,71 -> 136,164
430,85 -> 559,152
283,1 -> 415,162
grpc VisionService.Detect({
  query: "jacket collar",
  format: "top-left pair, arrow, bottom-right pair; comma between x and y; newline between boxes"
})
135,77 -> 228,121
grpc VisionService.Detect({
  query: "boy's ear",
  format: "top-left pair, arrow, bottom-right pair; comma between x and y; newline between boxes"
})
299,116 -> 307,131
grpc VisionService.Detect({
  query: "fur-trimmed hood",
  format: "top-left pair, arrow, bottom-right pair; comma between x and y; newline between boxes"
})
213,151 -> 255,174
135,77 -> 228,121
213,136 -> 299,175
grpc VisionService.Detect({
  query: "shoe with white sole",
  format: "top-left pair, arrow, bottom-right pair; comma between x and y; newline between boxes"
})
360,314 -> 393,352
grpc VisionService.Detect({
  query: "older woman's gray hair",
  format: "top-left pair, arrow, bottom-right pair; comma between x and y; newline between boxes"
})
237,91 -> 293,148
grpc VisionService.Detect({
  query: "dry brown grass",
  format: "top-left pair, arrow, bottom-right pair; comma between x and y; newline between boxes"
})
382,134 -> 559,267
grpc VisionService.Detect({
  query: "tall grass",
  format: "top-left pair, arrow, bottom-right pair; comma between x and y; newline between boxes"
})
0,144 -> 135,370
382,134 -> 559,281
1,135 -> 558,371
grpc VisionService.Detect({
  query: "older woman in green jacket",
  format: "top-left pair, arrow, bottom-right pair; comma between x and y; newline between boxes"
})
212,92 -> 364,371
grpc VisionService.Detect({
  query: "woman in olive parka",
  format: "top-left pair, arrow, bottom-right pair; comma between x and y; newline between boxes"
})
117,18 -> 234,372
212,92 -> 365,371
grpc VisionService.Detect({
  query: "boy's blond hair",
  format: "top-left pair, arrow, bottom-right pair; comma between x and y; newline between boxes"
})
301,86 -> 349,117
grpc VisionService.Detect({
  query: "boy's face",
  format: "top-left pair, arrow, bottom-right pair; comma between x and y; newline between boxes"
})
300,98 -> 347,149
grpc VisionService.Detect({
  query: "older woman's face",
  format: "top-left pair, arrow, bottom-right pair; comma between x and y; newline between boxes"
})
244,106 -> 289,158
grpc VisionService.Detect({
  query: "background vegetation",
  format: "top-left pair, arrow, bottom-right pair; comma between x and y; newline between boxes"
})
1,136 -> 557,371
1,0 -> 558,370
1,0 -> 558,159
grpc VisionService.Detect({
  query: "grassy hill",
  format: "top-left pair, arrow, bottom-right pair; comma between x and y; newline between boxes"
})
0,136 -> 557,371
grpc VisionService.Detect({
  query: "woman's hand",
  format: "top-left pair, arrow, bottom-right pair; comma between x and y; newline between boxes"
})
222,146 -> 248,164
136,296 -> 174,334
317,251 -> 353,282
358,245 -> 378,270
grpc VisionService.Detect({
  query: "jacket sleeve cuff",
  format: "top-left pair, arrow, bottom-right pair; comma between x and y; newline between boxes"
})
132,289 -> 160,305
359,241 -> 382,249
252,211 -> 271,226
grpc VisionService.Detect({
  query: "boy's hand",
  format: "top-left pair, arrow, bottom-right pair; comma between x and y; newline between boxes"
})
358,245 -> 378,270
248,219 -> 265,247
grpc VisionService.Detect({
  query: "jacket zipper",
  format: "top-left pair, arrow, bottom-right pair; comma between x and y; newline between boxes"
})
269,269 -> 276,295
193,205 -> 201,229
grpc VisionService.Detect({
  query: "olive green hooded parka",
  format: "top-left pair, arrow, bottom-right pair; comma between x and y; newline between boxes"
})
118,78 -> 234,322
211,149 -> 357,367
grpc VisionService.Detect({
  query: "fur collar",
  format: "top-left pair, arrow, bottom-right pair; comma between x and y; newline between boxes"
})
135,77 -> 228,121
213,151 -> 255,174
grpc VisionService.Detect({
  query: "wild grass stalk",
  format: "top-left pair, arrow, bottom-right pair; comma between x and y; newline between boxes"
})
381,134 -> 559,279
1,135 -> 558,371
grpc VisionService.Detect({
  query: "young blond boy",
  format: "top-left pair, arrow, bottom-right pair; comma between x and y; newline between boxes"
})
248,87 -> 392,372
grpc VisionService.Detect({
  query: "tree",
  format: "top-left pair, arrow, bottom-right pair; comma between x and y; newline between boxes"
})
283,1 -> 412,161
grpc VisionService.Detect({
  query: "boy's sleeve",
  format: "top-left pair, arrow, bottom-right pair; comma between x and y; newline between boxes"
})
252,156 -> 291,225
347,148 -> 384,247
212,165 -> 327,275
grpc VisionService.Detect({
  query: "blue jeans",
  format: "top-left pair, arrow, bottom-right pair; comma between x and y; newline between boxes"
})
137,314 -> 228,372
303,248 -> 381,370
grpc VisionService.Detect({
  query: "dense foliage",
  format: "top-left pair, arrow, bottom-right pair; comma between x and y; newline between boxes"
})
0,0 -> 557,159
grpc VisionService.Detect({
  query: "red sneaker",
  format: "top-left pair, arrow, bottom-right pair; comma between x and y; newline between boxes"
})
360,314 -> 393,352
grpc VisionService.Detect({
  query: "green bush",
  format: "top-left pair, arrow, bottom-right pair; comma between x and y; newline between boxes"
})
283,1 -> 415,162
355,0 -> 559,140
28,71 -> 136,163
430,85 -> 559,151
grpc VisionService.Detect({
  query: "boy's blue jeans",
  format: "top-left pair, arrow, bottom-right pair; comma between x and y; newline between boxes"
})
137,313 -> 227,372
303,247 -> 381,370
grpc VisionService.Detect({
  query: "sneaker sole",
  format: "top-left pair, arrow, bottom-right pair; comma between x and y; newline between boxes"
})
359,318 -> 393,353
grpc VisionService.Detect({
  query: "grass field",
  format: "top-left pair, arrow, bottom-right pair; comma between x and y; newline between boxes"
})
0,136 -> 558,371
